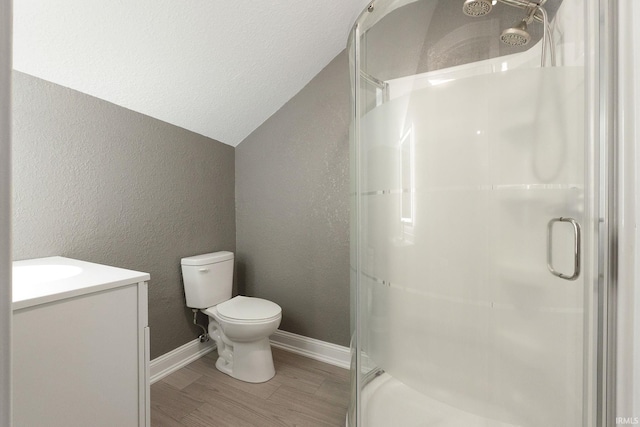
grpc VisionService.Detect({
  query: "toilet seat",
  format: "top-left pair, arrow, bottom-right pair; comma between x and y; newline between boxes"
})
214,311 -> 281,325
203,295 -> 281,323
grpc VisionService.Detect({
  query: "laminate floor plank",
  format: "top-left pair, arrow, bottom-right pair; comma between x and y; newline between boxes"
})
314,378 -> 351,408
151,347 -> 350,427
272,348 -> 349,382
184,398 -> 283,427
267,385 -> 348,426
268,363 -> 326,395
187,356 -> 281,400
151,380 -> 206,423
183,377 -> 286,421
163,366 -> 204,391
151,406 -> 191,427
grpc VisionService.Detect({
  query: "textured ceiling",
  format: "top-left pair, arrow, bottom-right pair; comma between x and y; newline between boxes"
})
13,0 -> 370,146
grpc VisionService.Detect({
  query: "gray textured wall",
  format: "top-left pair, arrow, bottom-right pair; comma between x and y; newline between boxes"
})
236,51 -> 351,347
12,71 -> 236,359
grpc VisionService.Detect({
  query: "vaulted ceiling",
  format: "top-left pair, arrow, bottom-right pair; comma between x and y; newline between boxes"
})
13,0 -> 371,146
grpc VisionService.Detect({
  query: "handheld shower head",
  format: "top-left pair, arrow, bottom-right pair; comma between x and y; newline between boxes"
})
500,19 -> 531,46
462,0 -> 493,17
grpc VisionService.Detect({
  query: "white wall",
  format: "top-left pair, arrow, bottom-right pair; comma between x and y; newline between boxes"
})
0,1 -> 11,426
12,0 -> 369,146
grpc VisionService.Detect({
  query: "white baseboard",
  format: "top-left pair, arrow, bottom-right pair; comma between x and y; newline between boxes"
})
150,338 -> 216,384
270,329 -> 351,370
150,330 -> 350,385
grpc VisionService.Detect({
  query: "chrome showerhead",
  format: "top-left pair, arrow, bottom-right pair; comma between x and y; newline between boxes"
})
462,0 -> 493,17
500,19 -> 531,46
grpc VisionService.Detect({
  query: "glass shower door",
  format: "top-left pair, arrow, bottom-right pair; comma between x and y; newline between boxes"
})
349,0 -> 602,426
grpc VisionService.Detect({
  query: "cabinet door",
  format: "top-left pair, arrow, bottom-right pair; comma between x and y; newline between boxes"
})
14,284 -> 140,427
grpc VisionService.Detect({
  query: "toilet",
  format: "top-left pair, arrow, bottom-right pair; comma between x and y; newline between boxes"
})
181,251 -> 282,383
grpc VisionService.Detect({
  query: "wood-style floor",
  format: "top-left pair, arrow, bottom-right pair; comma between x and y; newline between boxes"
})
151,347 -> 350,427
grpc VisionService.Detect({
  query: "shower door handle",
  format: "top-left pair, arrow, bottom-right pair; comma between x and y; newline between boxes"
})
547,217 -> 581,280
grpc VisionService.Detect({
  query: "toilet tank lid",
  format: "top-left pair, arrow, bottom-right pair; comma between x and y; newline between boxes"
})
181,251 -> 234,266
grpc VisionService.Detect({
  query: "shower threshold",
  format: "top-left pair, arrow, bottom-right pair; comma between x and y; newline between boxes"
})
359,373 -> 518,427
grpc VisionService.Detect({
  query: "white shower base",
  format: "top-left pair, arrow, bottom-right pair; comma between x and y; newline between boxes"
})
359,373 -> 518,427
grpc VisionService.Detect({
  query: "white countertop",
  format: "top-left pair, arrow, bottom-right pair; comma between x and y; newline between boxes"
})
12,256 -> 150,310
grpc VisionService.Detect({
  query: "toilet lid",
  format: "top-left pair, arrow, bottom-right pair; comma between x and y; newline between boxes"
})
216,296 -> 281,321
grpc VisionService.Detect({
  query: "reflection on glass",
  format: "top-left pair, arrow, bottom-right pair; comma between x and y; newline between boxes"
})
349,0 -> 597,426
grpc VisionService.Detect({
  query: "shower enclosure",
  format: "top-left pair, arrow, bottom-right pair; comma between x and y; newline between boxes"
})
348,0 -> 613,425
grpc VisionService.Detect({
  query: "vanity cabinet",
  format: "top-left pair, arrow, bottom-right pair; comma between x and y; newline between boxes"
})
12,257 -> 150,427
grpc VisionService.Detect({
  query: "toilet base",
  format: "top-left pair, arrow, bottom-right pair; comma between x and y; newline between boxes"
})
215,337 -> 275,383
207,318 -> 276,383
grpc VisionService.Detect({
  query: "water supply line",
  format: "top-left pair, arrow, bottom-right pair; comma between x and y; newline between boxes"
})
192,309 -> 210,342
536,5 -> 556,67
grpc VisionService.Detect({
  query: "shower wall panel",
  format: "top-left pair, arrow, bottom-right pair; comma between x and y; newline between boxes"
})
359,67 -> 585,425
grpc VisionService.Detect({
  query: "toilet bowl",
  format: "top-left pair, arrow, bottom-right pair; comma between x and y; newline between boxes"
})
181,251 -> 282,383
204,296 -> 281,383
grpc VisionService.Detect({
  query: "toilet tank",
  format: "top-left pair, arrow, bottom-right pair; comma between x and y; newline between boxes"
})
181,251 -> 234,309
